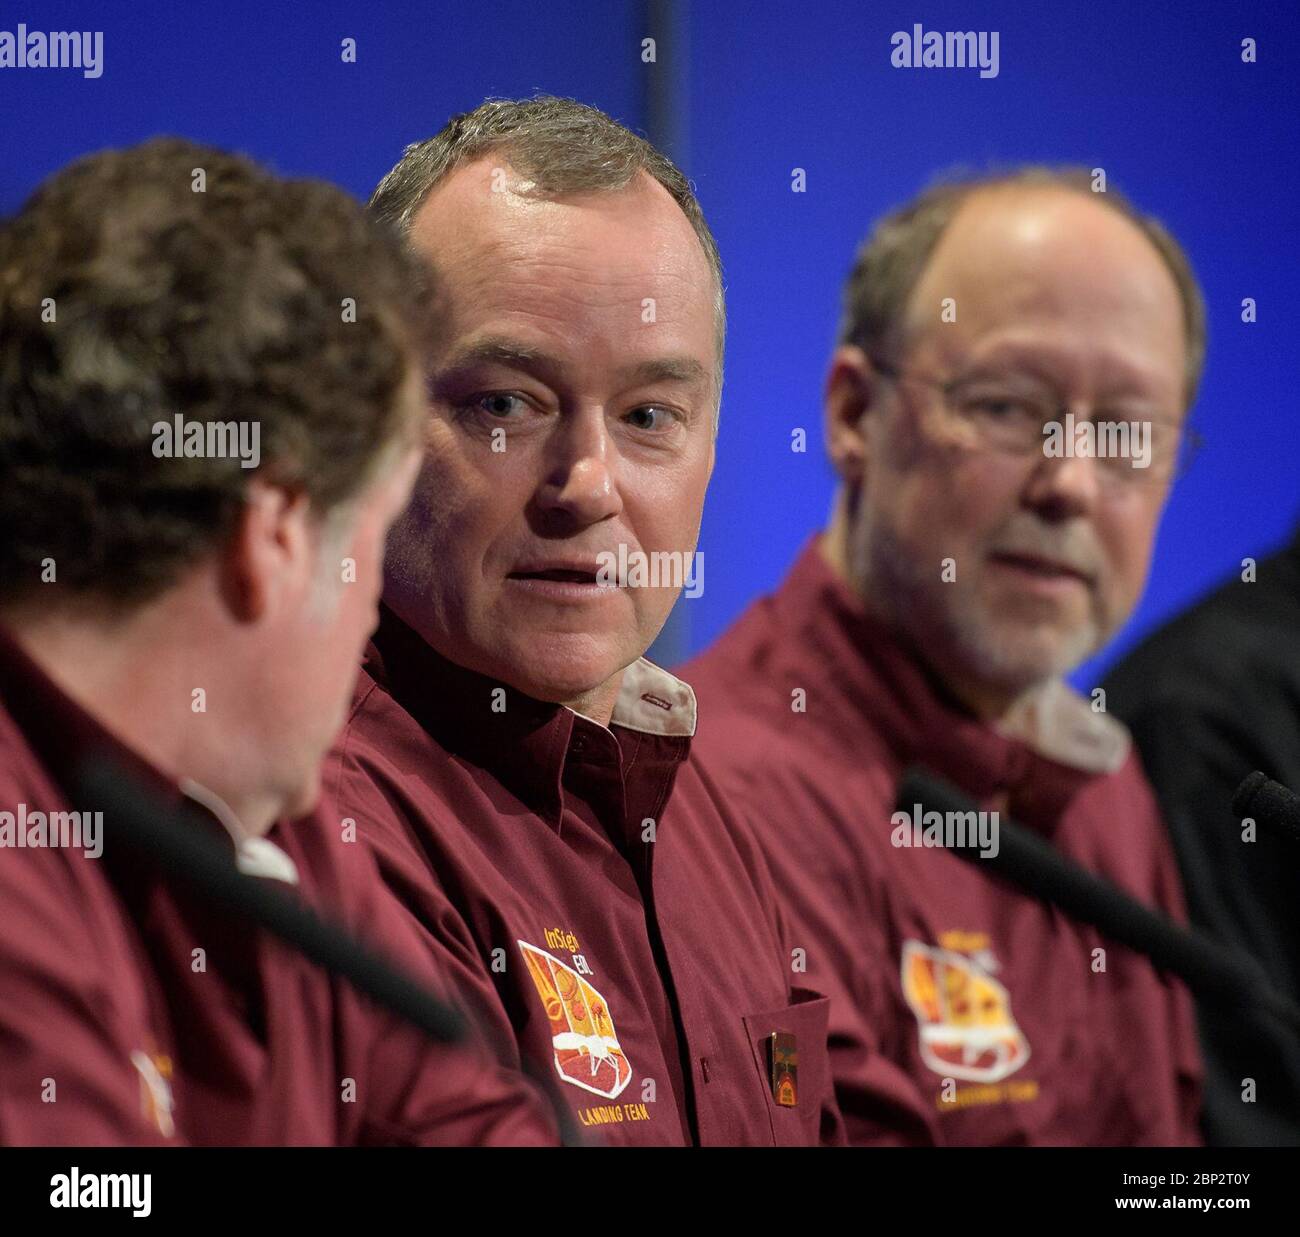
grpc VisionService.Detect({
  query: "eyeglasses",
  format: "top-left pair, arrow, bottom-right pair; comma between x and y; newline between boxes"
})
870,356 -> 1201,485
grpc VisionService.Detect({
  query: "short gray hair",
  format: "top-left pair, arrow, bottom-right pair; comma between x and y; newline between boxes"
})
838,166 -> 1207,409
370,95 -> 726,383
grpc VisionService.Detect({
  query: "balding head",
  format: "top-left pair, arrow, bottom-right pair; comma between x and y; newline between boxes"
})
823,173 -> 1199,719
838,169 -> 1204,409
904,184 -> 1187,423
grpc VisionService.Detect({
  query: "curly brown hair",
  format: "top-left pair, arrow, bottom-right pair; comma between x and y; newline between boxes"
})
0,137 -> 428,607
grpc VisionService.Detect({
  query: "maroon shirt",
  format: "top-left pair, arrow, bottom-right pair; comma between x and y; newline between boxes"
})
681,539 -> 1203,1146
323,606 -> 843,1146
0,627 -> 558,1146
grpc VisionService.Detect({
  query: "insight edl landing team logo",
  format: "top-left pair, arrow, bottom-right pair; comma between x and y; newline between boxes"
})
518,939 -> 633,1099
901,939 -> 1030,1083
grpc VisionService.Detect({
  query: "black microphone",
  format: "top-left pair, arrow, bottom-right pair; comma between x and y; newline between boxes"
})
1232,771 -> 1300,845
74,755 -> 468,1045
896,766 -> 1300,1034
73,755 -> 587,1147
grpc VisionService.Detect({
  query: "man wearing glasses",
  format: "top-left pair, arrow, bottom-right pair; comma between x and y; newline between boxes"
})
683,169 -> 1205,1145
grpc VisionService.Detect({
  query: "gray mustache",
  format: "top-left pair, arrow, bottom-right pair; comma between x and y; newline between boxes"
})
987,527 -> 1101,577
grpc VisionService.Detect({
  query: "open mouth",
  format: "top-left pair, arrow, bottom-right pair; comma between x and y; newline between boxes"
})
505,563 -> 620,600
508,567 -> 601,584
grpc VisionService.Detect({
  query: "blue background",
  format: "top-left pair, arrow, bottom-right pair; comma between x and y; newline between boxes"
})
3,0 -> 1296,687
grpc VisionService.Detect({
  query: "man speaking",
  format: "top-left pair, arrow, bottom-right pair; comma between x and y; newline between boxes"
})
326,97 -> 842,1145
684,170 -> 1205,1145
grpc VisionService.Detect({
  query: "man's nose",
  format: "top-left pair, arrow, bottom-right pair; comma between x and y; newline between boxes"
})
535,408 -> 623,527
1021,406 -> 1105,520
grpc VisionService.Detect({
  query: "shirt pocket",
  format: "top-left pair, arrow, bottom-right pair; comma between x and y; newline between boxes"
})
741,987 -> 836,1146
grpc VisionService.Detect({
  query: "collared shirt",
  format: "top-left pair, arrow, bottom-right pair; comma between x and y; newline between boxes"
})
324,605 -> 843,1146
681,537 -> 1202,1146
0,625 -> 558,1146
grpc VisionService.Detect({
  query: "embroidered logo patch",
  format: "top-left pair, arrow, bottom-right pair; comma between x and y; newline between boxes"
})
518,939 -> 633,1099
901,939 -> 1030,1083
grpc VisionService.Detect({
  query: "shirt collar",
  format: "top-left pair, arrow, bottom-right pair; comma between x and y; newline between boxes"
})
609,656 -> 697,738
771,537 -> 1130,785
0,623 -> 298,884
363,605 -> 695,827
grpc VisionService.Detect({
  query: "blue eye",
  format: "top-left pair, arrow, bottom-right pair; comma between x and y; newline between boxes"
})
476,393 -> 527,418
626,405 -> 676,432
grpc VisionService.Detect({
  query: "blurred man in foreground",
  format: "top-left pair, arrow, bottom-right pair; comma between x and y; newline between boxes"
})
684,169 -> 1205,1145
0,139 -> 558,1145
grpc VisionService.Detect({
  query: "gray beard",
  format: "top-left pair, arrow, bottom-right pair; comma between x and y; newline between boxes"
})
857,512 -> 1103,699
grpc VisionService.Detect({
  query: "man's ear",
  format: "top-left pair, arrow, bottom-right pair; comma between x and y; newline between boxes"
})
220,480 -> 314,624
824,344 -> 882,485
